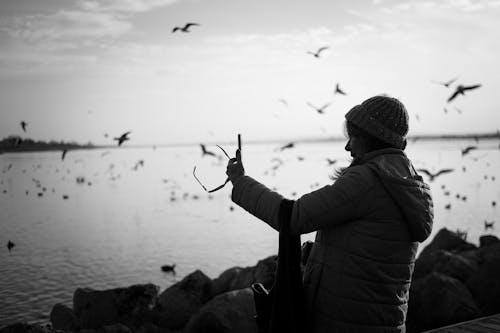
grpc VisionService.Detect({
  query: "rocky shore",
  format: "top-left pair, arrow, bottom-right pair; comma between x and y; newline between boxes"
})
1,228 -> 500,333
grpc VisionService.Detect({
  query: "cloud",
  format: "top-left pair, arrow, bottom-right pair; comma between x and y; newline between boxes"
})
0,10 -> 131,43
379,0 -> 500,14
78,0 -> 178,13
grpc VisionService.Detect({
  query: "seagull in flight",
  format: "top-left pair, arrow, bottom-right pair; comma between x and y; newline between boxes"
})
200,144 -> 216,157
307,46 -> 329,58
326,158 -> 337,166
417,168 -> 454,182
278,142 -> 295,151
461,146 -> 477,156
334,83 -> 347,95
307,102 -> 331,114
484,220 -> 495,231
278,98 -> 288,107
432,77 -> 458,88
20,121 -> 28,132
113,131 -> 131,146
172,23 -> 200,33
447,84 -> 482,103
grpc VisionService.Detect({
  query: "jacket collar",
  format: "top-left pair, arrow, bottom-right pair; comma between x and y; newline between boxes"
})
357,148 -> 406,165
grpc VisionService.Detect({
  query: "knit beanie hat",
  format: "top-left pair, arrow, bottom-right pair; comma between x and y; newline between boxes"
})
345,95 -> 409,149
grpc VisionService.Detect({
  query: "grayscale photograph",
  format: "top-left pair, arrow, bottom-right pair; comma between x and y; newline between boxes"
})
1,1 -> 500,332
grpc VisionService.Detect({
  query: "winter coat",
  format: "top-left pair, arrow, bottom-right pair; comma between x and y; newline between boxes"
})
231,148 -> 434,333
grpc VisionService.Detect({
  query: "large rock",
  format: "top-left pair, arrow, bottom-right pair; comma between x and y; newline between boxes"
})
0,323 -> 47,333
136,323 -> 175,333
50,303 -> 79,331
100,324 -> 132,333
413,249 -> 478,282
252,256 -> 277,290
407,272 -> 481,332
73,283 -> 159,329
157,270 -> 212,329
184,288 -> 257,333
211,256 -> 277,296
418,228 -> 477,259
211,267 -> 244,296
466,242 -> 500,315
479,235 -> 500,248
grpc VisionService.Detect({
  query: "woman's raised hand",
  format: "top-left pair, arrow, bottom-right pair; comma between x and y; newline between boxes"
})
226,149 -> 245,184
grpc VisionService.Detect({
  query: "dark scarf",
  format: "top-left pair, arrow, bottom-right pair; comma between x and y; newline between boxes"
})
267,199 -> 306,333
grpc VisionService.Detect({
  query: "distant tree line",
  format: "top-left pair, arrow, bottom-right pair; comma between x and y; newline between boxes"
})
0,135 -> 95,153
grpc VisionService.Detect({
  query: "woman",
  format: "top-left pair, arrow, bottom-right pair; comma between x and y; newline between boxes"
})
226,95 -> 434,333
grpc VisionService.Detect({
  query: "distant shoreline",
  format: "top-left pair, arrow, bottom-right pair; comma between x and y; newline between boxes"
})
1,132 -> 499,153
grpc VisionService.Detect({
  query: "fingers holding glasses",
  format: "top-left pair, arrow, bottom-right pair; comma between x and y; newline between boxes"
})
226,153 -> 244,184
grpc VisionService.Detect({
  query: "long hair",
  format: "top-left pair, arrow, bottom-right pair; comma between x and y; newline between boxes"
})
330,121 -> 398,180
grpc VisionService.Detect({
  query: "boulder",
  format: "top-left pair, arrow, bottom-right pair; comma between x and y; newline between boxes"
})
466,242 -> 500,315
50,303 -> 79,331
407,272 -> 481,332
418,228 -> 477,259
136,323 -> 173,333
211,267 -> 243,296
479,235 -> 500,248
0,323 -> 47,333
73,283 -> 159,329
413,249 -> 478,282
99,324 -> 132,333
157,270 -> 212,329
184,288 -> 257,333
252,256 -> 277,290
211,256 -> 277,296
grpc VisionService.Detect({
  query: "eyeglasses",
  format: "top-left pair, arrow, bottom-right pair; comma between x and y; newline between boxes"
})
193,145 -> 231,193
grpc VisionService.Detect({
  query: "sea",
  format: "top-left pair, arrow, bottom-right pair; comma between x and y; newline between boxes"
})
1,139 -> 499,325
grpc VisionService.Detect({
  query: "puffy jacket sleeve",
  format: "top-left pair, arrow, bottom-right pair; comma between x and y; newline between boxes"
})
231,175 -> 284,231
290,166 -> 374,235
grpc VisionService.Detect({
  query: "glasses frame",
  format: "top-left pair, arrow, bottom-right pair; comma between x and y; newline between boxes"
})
193,145 -> 231,193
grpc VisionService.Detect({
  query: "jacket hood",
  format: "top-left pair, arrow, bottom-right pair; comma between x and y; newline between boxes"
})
361,148 -> 434,242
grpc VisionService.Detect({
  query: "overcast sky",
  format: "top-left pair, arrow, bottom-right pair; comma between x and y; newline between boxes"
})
0,0 -> 499,145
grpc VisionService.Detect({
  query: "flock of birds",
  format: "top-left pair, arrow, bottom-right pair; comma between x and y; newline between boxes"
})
3,22 -> 496,268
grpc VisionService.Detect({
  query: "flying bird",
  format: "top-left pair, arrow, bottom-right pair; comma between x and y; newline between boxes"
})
432,77 -> 458,88
278,142 -> 295,151
172,23 -> 200,33
447,84 -> 482,103
417,168 -> 454,182
113,131 -> 131,146
61,150 -> 68,160
200,144 -> 216,157
307,46 -> 329,58
278,98 -> 288,107
131,159 -> 144,171
20,121 -> 28,132
461,146 -> 477,156
326,158 -> 337,165
334,83 -> 347,95
484,220 -> 495,231
307,102 -> 331,114
7,240 -> 15,252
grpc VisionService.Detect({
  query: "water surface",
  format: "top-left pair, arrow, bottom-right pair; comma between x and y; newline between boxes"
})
1,139 -> 499,325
